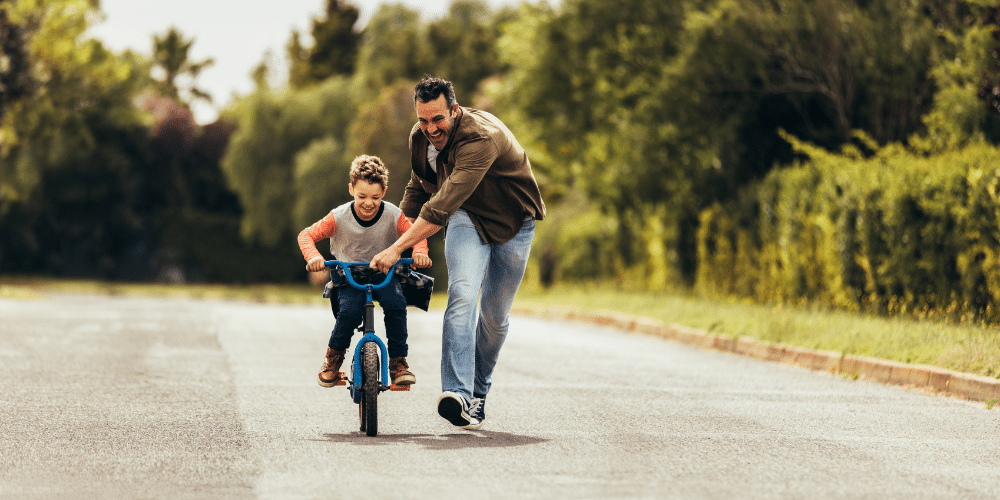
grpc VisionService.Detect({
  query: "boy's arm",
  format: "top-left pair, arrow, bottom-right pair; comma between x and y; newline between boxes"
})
297,212 -> 337,272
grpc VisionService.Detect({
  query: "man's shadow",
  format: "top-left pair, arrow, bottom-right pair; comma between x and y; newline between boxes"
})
316,430 -> 549,450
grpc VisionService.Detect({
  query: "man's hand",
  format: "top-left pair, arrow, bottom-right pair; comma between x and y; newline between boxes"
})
412,253 -> 432,268
306,256 -> 326,273
371,247 -> 401,274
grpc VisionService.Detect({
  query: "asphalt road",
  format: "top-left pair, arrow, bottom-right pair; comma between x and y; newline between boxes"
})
1,293 -> 998,499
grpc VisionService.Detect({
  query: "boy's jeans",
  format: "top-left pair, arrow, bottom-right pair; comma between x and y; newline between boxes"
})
329,276 -> 408,358
442,209 -> 535,400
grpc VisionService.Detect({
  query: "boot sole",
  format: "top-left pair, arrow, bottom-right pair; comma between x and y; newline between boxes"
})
318,373 -> 343,388
392,374 -> 416,386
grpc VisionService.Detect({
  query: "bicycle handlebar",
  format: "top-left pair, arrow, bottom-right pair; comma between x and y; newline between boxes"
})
324,258 -> 414,290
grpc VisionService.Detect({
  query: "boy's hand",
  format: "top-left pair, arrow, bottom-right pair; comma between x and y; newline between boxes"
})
413,253 -> 432,268
306,256 -> 326,273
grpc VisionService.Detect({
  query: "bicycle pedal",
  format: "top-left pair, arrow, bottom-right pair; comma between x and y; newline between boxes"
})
388,384 -> 411,391
334,373 -> 347,386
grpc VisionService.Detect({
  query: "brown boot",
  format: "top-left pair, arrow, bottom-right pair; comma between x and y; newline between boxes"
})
389,356 -> 416,386
318,348 -> 347,387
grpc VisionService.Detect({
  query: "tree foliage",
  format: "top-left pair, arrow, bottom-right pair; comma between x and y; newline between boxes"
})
5,0 -> 1000,296
0,2 -> 35,124
287,0 -> 361,88
151,27 -> 214,105
351,3 -> 427,93
498,0 -> 1000,286
425,0 -> 502,99
346,82 -> 419,206
220,77 -> 358,246
0,0 -> 149,276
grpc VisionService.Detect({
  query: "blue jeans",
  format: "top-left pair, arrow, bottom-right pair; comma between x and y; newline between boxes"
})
328,276 -> 408,357
442,209 -> 535,400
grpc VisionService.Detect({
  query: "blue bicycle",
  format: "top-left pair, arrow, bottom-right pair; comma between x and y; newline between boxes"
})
324,258 -> 413,437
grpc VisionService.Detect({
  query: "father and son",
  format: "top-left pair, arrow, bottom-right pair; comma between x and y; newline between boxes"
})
297,76 -> 546,430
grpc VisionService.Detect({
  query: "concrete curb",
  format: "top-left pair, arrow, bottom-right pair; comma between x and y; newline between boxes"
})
513,305 -> 1000,403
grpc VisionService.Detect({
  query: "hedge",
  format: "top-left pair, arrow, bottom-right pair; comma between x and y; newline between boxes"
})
696,138 -> 1000,324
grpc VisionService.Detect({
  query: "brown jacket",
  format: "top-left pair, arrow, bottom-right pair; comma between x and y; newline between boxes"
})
401,106 -> 546,244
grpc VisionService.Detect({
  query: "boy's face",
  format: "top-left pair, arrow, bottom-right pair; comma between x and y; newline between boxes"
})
348,179 -> 385,221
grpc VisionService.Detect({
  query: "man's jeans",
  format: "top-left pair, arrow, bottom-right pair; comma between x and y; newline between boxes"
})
442,209 -> 535,400
329,276 -> 408,358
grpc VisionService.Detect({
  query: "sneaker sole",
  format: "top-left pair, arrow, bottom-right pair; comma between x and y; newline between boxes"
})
463,420 -> 484,430
392,375 -> 416,386
437,393 -> 473,427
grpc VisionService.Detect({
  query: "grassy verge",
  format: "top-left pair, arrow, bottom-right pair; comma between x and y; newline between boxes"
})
3,277 -> 998,379
514,283 -> 1000,379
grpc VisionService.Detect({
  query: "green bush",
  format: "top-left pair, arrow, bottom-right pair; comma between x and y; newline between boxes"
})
696,138 -> 1000,324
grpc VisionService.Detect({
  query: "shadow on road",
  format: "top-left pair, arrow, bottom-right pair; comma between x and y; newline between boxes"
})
316,430 -> 549,449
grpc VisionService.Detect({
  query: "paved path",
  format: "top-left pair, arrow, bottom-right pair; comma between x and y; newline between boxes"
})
1,294 -> 998,499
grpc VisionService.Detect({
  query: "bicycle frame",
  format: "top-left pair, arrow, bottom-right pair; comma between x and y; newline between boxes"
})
324,258 -> 414,400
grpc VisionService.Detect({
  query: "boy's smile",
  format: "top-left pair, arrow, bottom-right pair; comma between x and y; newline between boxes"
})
349,179 -> 385,221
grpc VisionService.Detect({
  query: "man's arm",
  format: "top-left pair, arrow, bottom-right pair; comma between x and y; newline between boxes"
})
371,217 -> 442,273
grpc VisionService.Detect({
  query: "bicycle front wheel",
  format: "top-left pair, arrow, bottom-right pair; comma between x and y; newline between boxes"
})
359,341 -> 380,436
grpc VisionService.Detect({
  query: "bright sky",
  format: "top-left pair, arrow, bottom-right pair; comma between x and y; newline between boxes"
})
88,0 -> 558,124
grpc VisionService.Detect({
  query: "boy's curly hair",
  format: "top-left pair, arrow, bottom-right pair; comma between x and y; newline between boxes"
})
349,155 -> 388,189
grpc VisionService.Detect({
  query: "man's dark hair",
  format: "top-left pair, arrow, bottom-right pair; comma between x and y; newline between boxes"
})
414,76 -> 457,108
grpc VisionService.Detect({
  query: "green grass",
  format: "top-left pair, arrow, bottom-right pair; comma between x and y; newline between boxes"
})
514,282 -> 1000,379
3,276 -> 999,379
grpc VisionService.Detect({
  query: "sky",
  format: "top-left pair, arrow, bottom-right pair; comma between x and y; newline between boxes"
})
87,0 -> 558,124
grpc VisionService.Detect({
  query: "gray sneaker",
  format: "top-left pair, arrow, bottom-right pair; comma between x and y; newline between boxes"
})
465,397 -> 486,430
437,391 -> 478,427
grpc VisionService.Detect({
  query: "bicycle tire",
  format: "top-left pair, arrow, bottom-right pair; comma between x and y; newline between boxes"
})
358,400 -> 366,433
360,341 -> 379,436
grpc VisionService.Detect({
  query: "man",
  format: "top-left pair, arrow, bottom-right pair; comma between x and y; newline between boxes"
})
370,76 -> 545,430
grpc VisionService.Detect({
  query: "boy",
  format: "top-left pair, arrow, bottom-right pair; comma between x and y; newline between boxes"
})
297,155 -> 432,388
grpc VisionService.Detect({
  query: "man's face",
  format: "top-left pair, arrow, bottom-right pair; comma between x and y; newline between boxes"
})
348,179 -> 385,221
416,95 -> 457,150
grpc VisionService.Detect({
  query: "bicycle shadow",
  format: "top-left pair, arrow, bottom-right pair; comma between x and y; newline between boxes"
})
315,429 -> 549,450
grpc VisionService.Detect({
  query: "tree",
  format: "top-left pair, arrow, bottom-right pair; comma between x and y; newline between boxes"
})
894,1 -> 1000,152
220,77 -> 358,246
346,81 -> 421,206
287,0 -> 361,88
352,3 -> 428,93
980,5 -> 1000,116
0,0 -> 149,277
499,0 -> 696,281
151,27 -> 214,105
424,0 -> 502,99
499,0 -> 962,285
0,2 -> 34,125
